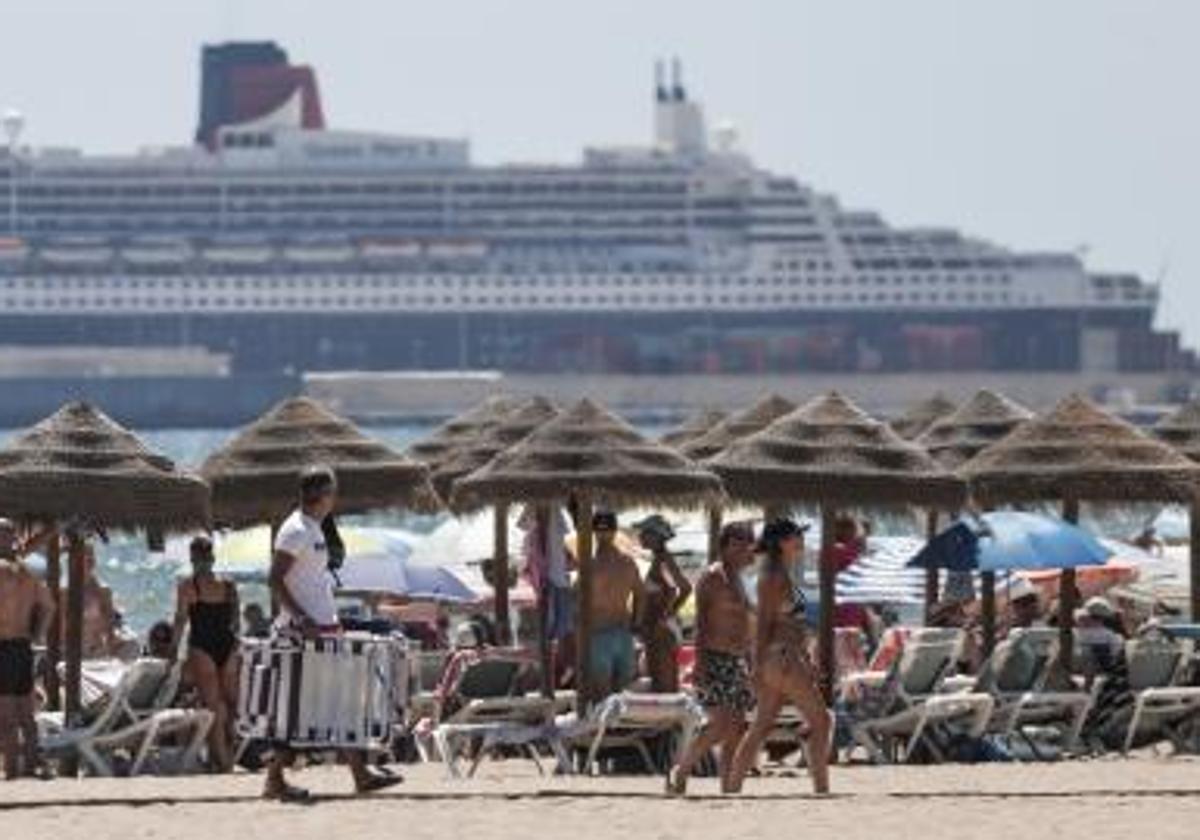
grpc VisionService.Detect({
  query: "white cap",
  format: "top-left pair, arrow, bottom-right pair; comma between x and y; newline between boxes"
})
1007,577 -> 1039,603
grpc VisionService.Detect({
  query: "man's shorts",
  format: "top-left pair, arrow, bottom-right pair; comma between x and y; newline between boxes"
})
589,626 -> 635,690
695,650 -> 755,714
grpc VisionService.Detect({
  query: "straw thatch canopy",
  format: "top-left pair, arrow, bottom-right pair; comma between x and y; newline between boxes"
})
681,394 -> 796,461
891,393 -> 957,440
707,391 -> 966,508
450,398 -> 725,513
961,394 -> 1200,505
660,408 -> 728,450
201,397 -> 438,526
916,389 -> 1034,470
405,394 -> 524,472
1152,399 -> 1200,463
0,401 -> 210,532
430,397 -> 560,501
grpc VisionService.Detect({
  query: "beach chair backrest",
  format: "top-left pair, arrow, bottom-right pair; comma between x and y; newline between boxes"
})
909,627 -> 963,646
456,657 -> 523,699
412,651 -> 449,693
897,640 -> 957,697
84,659 -> 167,736
981,634 -> 1041,693
123,658 -> 170,712
1125,638 -> 1182,690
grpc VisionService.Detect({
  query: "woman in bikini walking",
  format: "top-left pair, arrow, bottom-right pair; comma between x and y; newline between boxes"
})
726,518 -> 831,795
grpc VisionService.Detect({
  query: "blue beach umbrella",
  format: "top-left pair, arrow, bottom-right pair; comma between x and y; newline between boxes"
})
908,511 -> 1113,573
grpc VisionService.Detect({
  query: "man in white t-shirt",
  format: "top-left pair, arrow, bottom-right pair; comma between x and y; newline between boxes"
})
261,465 -> 401,802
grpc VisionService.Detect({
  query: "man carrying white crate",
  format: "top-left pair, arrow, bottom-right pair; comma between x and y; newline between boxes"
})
260,466 -> 402,802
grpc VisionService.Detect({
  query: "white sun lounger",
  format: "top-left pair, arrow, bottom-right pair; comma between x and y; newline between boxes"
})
39,658 -> 213,776
556,691 -> 705,776
433,695 -> 565,778
852,637 -> 994,763
978,627 -> 1093,758
1119,636 -> 1200,754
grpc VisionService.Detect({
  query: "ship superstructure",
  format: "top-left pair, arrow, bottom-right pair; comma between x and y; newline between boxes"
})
0,43 -> 1182,377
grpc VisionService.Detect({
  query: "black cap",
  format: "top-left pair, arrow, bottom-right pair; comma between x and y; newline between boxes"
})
591,510 -> 618,531
189,534 -> 214,556
632,514 -> 675,542
756,517 -> 809,552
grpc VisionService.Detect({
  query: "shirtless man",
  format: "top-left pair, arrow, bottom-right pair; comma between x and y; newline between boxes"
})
0,519 -> 54,780
666,521 -> 756,795
586,511 -> 645,699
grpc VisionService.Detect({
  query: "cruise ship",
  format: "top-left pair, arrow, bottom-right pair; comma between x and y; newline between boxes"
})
0,41 -> 1188,379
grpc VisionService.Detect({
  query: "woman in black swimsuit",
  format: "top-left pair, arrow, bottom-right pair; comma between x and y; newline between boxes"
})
171,535 -> 240,772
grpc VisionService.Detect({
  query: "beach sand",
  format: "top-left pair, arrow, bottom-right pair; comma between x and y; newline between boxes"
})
4,757 -> 1200,840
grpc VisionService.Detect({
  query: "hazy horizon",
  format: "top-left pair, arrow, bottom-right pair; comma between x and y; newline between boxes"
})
2,0 -> 1197,344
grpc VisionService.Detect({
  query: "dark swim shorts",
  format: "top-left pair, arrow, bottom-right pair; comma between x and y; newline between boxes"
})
695,650 -> 755,713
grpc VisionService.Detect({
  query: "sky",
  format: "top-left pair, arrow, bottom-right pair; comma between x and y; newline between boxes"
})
2,0 -> 1197,343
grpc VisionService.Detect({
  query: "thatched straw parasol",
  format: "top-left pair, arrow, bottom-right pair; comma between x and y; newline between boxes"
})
406,394 -> 524,472
1150,399 -> 1200,619
452,398 -> 725,514
917,390 -> 1034,471
914,389 -> 1033,648
960,394 -> 1200,507
0,401 -> 211,768
680,394 -> 796,461
451,398 -> 723,705
660,408 -> 728,450
430,396 -> 559,650
710,392 -> 966,510
710,391 -> 965,699
0,401 -> 210,532
961,393 -> 1200,659
432,397 -> 559,502
1152,399 -> 1200,463
891,392 -> 957,440
201,397 -> 438,527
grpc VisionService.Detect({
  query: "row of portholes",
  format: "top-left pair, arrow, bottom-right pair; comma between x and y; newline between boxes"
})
0,289 -> 1035,310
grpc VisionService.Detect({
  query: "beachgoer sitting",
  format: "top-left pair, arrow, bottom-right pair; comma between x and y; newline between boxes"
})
1002,578 -> 1044,635
242,603 -> 271,639
145,621 -> 175,660
0,519 -> 55,780
1076,597 -> 1135,749
587,511 -> 645,700
170,535 -> 240,773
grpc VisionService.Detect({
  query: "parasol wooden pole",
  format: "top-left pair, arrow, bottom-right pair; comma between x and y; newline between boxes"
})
923,510 -> 939,624
1191,496 -> 1200,621
575,493 -> 595,710
980,571 -> 997,659
707,507 -> 722,568
62,532 -> 86,777
818,506 -> 837,705
44,530 -> 62,712
1060,498 -> 1080,672
536,506 -> 554,698
493,503 -> 511,646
